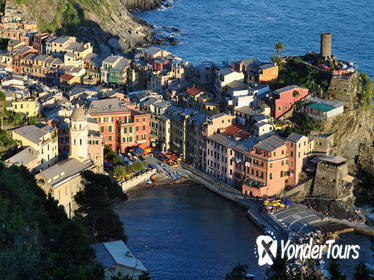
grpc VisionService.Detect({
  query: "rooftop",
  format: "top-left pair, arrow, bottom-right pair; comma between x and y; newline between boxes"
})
286,132 -> 306,143
254,135 -> 286,152
186,87 -> 203,96
39,158 -> 94,187
320,155 -> 347,165
92,240 -> 147,273
5,146 -> 38,166
88,98 -> 130,115
13,125 -> 49,144
143,46 -> 164,56
273,85 -> 301,95
307,103 -> 336,112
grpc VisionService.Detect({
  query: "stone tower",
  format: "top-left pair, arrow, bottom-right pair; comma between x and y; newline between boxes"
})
70,107 -> 89,161
320,33 -> 332,59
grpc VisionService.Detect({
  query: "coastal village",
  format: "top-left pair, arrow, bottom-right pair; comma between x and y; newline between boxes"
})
0,3 -> 373,280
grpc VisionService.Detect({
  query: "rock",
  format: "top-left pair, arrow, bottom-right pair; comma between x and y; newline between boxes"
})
99,43 -> 112,57
108,38 -> 122,52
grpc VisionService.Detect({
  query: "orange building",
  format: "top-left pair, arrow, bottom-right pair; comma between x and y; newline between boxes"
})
242,133 -> 311,197
258,64 -> 278,83
88,98 -> 150,153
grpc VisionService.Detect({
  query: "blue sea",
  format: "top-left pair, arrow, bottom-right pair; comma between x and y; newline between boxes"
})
136,0 -> 374,79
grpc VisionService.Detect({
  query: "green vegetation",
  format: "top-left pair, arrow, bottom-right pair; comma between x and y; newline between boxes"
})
114,161 -> 146,180
275,42 -> 285,56
282,112 -> 322,137
0,0 -> 5,13
0,163 -> 103,279
327,259 -> 346,280
74,170 -> 128,243
353,262 -> 373,280
104,145 -> 122,166
358,73 -> 373,109
0,129 -> 18,158
37,0 -> 112,35
272,57 -> 330,97
226,252 -> 374,280
354,163 -> 374,206
0,164 -> 150,279
224,264 -> 249,280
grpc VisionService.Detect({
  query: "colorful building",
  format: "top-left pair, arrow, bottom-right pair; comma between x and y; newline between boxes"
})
266,85 -> 309,119
11,124 -> 59,170
88,98 -> 150,152
100,55 -> 131,86
242,133 -> 311,197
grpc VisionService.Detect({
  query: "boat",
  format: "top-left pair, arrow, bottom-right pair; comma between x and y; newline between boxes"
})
145,179 -> 152,184
150,175 -> 158,182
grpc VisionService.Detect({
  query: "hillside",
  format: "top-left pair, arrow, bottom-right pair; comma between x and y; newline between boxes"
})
7,0 -> 165,54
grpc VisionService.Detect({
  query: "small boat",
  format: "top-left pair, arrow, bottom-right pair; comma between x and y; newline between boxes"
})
150,175 -> 158,182
145,179 -> 152,184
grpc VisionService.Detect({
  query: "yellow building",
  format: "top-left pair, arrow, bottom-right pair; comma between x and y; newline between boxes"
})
8,99 -> 39,117
11,124 -> 58,170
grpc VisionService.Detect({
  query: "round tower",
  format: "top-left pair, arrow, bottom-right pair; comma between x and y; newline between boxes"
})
70,107 -> 88,161
320,33 -> 332,59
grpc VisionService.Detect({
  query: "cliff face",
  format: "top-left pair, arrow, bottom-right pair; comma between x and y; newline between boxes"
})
317,110 -> 374,169
7,0 -> 164,54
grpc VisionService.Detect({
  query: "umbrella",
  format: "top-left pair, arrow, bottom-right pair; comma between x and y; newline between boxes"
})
134,147 -> 144,154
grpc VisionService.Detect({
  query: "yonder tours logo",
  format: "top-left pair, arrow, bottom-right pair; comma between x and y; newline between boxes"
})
255,233 -> 360,266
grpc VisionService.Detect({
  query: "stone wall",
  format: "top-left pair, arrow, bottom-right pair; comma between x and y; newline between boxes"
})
120,169 -> 156,192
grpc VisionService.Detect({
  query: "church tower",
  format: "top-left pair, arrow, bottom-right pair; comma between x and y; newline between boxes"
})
70,107 -> 89,161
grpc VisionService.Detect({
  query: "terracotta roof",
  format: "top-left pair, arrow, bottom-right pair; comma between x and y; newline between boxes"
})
60,73 -> 74,81
187,87 -> 203,96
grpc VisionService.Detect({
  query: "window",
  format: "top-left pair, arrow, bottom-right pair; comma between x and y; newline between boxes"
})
128,137 -> 133,142
122,138 -> 126,142
143,125 -> 146,130
123,127 -> 127,133
298,152 -> 301,158
109,136 -> 112,141
281,160 -> 284,166
291,151 -> 293,157
280,171 -> 283,177
270,173 -> 272,180
270,163 -> 273,168
129,127 -> 133,133
100,127 -> 104,133
109,126 -> 112,132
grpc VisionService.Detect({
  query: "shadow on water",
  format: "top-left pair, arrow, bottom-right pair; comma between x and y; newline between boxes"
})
119,184 -> 266,280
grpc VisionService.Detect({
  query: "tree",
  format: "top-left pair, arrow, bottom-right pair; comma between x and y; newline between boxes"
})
114,165 -> 127,180
275,42 -> 285,56
0,163 -> 101,279
225,264 -> 248,280
265,254 -> 289,280
353,262 -> 373,280
132,161 -> 145,172
75,171 -> 128,243
104,145 -> 117,161
327,259 -> 346,280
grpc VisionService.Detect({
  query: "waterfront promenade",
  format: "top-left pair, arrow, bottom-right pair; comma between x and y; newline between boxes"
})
178,164 -> 374,238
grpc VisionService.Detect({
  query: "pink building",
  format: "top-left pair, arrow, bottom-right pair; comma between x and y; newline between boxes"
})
242,133 -> 311,197
271,85 -> 309,118
203,113 -> 256,185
